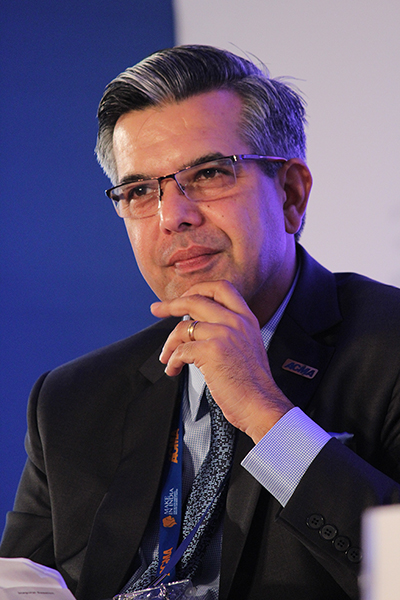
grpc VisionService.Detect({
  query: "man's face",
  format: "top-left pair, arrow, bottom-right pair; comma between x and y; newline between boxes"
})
112,90 -> 297,310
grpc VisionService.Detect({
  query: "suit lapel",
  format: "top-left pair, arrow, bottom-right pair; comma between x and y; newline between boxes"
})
269,312 -> 336,411
76,345 -> 181,600
270,246 -> 342,413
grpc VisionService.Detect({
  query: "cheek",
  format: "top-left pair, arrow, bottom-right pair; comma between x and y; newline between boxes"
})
236,194 -> 286,275
224,197 -> 270,255
124,220 -> 173,301
124,221 -> 156,273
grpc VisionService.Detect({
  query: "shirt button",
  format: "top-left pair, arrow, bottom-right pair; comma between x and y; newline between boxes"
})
306,514 -> 325,530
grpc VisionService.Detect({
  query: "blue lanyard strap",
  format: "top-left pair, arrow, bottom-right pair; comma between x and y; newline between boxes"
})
155,382 -> 234,587
157,404 -> 183,582
152,468 -> 231,588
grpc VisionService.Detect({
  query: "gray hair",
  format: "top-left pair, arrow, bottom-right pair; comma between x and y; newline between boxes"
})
95,44 -> 308,185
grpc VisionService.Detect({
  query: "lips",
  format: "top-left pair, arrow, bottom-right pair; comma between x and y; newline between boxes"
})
166,246 -> 221,272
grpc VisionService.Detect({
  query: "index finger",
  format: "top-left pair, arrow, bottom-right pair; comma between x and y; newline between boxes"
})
150,280 -> 253,322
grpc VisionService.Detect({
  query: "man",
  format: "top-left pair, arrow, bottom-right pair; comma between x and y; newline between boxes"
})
2,45 -> 400,600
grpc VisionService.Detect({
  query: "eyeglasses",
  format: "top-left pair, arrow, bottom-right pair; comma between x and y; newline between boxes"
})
105,154 -> 287,219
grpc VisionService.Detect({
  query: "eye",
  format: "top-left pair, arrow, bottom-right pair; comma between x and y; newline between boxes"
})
126,182 -> 155,200
194,164 -> 233,182
195,167 -> 220,180
190,164 -> 234,188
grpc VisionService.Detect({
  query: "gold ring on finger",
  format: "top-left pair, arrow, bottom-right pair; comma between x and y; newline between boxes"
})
187,320 -> 200,342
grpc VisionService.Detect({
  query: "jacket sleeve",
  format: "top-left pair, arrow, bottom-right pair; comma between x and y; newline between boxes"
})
0,373 -> 56,568
277,435 -> 400,597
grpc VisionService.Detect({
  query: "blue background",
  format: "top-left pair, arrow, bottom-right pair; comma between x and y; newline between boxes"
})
0,0 -> 175,534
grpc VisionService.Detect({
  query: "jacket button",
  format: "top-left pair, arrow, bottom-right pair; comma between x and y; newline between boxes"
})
346,547 -> 362,563
320,524 -> 338,540
306,514 -> 325,529
334,536 -> 351,552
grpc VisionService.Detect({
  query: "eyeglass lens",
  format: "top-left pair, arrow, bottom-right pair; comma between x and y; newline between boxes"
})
110,157 -> 237,219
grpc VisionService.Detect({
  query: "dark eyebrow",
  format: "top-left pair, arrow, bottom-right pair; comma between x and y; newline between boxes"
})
188,152 -> 226,167
117,152 -> 227,187
118,173 -> 149,187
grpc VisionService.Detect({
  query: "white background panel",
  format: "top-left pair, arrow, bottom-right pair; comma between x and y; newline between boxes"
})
174,0 -> 400,285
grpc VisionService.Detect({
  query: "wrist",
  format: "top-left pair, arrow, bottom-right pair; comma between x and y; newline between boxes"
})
246,405 -> 292,444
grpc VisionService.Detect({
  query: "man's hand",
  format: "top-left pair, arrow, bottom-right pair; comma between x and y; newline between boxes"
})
151,281 -> 294,443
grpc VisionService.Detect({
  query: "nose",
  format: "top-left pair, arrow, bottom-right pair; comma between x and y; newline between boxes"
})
158,178 -> 204,233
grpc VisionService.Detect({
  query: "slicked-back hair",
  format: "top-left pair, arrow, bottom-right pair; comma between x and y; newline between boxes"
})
95,45 -> 308,185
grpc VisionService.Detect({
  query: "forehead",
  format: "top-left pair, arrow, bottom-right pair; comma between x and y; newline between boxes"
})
112,90 -> 246,177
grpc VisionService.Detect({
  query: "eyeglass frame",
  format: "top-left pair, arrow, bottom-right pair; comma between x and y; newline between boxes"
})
105,154 -> 287,218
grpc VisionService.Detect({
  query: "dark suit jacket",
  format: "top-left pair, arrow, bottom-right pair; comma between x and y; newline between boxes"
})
2,245 -> 400,600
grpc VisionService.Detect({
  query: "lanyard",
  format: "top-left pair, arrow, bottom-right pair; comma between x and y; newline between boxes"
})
152,471 -> 229,588
155,383 -> 233,588
154,403 -> 232,587
157,404 -> 183,583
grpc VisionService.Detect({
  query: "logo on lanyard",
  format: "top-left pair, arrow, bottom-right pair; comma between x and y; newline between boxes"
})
158,414 -> 183,581
169,428 -> 180,463
163,515 -> 177,528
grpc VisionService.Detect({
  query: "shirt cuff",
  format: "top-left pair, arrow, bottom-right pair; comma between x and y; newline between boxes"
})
241,407 -> 331,506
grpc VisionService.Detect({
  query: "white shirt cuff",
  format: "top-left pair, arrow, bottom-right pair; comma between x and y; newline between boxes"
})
241,407 -> 331,506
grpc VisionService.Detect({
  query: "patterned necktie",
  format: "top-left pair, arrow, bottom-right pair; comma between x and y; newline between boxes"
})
124,386 -> 236,592
177,386 -> 236,580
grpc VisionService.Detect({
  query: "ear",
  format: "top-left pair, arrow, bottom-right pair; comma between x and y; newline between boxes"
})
277,159 -> 312,235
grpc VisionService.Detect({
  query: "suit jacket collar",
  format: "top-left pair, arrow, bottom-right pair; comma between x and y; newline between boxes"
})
268,245 -> 342,412
287,244 -> 341,335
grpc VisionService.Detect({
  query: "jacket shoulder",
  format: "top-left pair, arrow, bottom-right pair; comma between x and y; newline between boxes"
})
294,245 -> 400,335
45,316 -> 179,382
334,271 -> 400,329
28,317 -> 179,428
